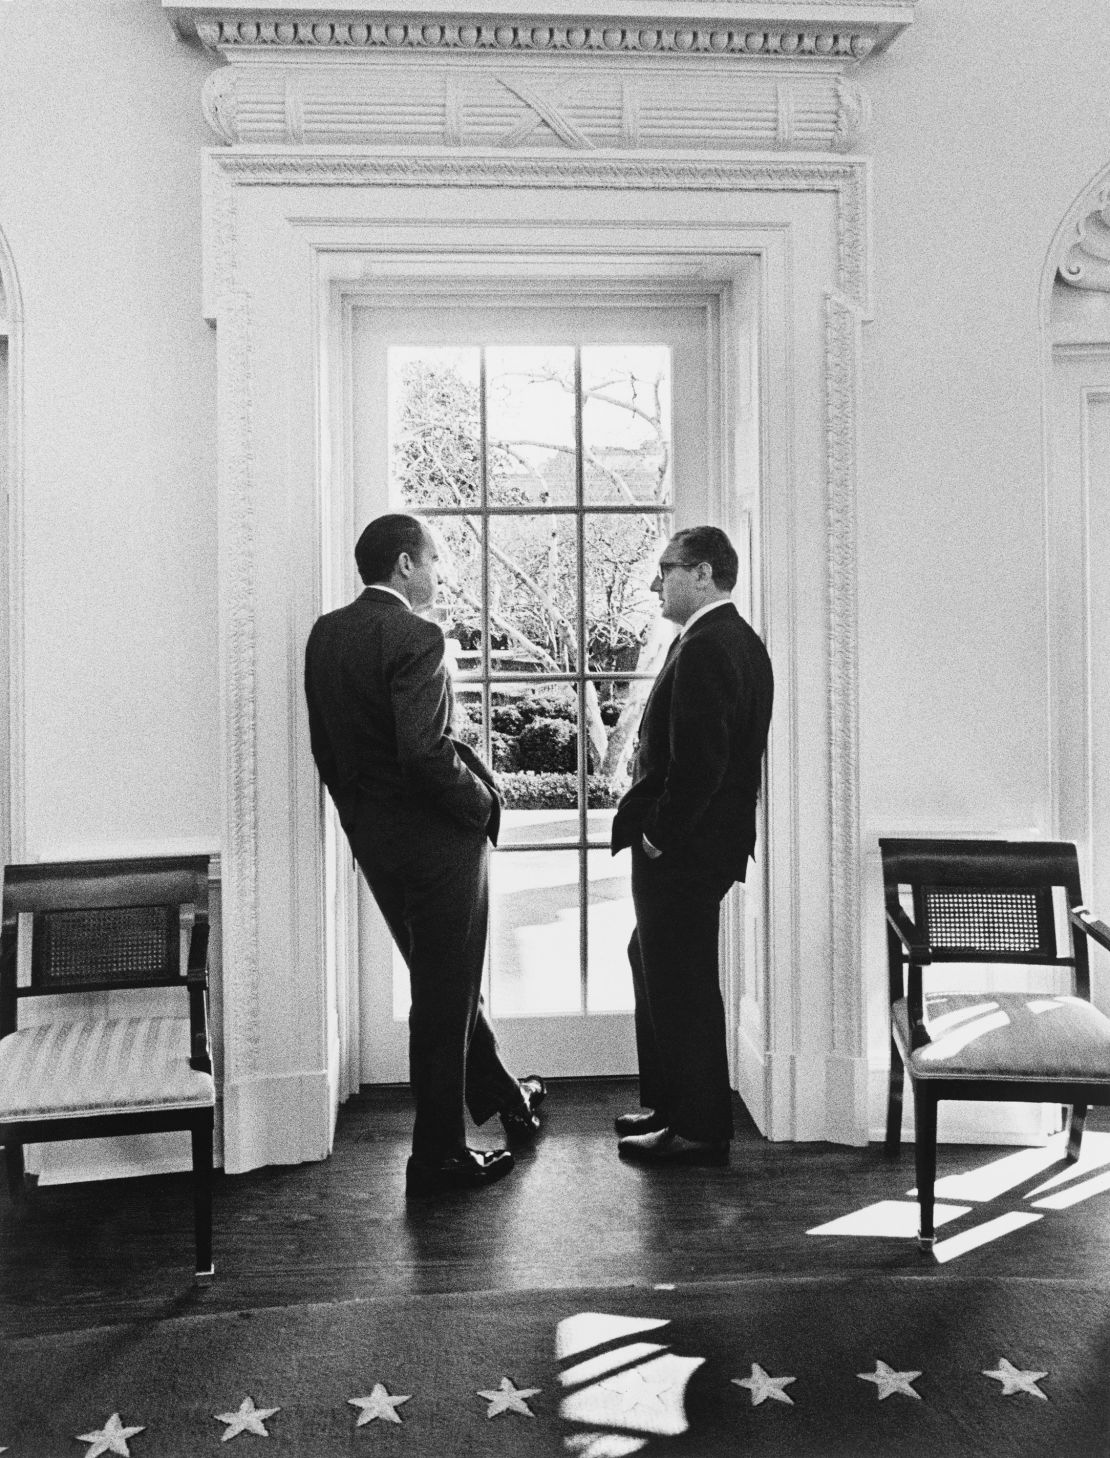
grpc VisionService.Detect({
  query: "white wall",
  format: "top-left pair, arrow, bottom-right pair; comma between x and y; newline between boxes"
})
3,0 -> 1110,1140
0,0 -> 219,860
857,0 -> 1110,1085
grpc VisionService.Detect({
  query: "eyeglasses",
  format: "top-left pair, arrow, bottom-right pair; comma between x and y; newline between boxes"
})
658,560 -> 695,576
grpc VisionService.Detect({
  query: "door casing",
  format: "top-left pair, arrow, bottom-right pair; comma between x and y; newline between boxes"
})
202,153 -> 870,1171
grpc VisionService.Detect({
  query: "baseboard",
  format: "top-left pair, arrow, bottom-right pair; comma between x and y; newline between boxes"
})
221,1069 -> 334,1174
732,1042 -> 870,1145
732,1022 -> 768,1134
824,1053 -> 870,1146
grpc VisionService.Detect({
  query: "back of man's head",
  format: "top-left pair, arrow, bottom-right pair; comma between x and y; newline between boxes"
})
355,514 -> 426,585
670,525 -> 738,592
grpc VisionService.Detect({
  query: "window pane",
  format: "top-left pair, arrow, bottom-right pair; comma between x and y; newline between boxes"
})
490,850 -> 582,1016
487,345 -> 577,506
388,347 -> 481,510
492,682 -> 580,847
449,681 -> 486,758
488,514 -> 578,674
586,848 -> 635,1013
585,514 -> 671,675
582,345 -> 672,506
584,678 -> 646,815
435,515 -> 483,667
488,680 -> 651,843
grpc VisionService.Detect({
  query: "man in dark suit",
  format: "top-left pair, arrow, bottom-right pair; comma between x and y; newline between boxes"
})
304,513 -> 545,1197
611,525 -> 773,1166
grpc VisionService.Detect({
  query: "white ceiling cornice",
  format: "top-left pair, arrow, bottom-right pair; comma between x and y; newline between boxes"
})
164,1 -> 916,60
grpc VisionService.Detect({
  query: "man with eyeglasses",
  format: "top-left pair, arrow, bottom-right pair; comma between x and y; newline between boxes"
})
611,525 -> 774,1166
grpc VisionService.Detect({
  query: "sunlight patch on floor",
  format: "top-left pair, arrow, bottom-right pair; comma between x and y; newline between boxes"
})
558,1312 -> 702,1452
1031,1167 -> 1110,1211
931,1212 -> 1043,1263
806,1132 -> 1110,1260
1024,1131 -> 1110,1197
807,1201 -> 970,1238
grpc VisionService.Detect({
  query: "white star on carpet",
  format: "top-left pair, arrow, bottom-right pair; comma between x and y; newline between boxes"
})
348,1384 -> 412,1425
732,1362 -> 797,1406
213,1396 -> 281,1440
477,1376 -> 541,1418
857,1360 -> 922,1400
982,1357 -> 1049,1400
75,1413 -> 146,1457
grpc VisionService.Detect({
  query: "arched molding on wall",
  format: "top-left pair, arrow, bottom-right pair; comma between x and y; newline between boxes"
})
0,225 -> 25,866
1047,161 -> 1110,299
1041,159 -> 1110,978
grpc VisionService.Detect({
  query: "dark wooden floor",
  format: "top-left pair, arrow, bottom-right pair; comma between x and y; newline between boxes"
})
4,1079 -> 1110,1339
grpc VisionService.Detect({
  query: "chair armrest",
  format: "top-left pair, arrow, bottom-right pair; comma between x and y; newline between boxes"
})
1071,906 -> 1110,955
185,919 -> 212,1073
186,919 -> 210,984
0,914 -> 17,1037
885,904 -> 930,962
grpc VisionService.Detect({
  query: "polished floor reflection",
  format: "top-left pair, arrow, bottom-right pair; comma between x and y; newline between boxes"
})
5,1082 -> 1110,1344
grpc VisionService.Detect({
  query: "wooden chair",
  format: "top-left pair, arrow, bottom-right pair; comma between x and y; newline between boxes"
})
0,856 -> 216,1282
881,838 -> 1110,1248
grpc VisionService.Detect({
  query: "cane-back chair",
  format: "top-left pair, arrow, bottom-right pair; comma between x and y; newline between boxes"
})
881,838 -> 1110,1248
0,856 -> 215,1281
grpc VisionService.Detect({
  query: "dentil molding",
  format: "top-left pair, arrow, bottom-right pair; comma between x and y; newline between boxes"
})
166,1 -> 916,55
167,2 -> 914,151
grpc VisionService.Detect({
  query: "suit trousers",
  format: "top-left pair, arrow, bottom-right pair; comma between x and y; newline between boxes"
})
347,799 -> 519,1160
627,841 -> 737,1143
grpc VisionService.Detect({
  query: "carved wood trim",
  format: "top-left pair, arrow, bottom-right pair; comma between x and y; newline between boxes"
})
207,149 -> 868,1133
209,173 -> 263,1083
209,150 -> 870,311
1056,167 -> 1110,294
825,288 -> 863,1057
195,50 -> 875,152
0,228 -> 24,864
167,2 -> 917,60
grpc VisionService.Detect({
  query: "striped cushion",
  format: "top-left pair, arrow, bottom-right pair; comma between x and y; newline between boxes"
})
894,993 -> 1110,1082
0,1016 -> 215,1122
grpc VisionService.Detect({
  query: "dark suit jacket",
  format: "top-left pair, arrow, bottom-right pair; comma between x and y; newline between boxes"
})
611,602 -> 773,880
304,588 -> 500,844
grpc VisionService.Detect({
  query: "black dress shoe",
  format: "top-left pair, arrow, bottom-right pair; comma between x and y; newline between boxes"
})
500,1075 -> 547,1142
617,1128 -> 729,1167
405,1147 -> 515,1197
614,1108 -> 668,1136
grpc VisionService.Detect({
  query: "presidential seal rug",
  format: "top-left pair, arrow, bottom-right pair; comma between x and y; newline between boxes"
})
1,1275 -> 1107,1456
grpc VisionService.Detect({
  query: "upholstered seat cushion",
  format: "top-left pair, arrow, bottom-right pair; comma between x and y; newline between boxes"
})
893,993 -> 1110,1082
0,1016 -> 215,1122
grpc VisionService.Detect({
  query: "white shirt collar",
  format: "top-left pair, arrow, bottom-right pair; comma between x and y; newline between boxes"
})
680,597 -> 733,636
367,584 -> 410,609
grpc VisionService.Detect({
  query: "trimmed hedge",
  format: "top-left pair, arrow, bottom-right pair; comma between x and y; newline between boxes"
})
497,772 -> 625,811
518,718 -> 576,772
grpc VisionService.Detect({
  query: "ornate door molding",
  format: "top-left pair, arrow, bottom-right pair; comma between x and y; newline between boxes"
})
168,0 -> 916,1169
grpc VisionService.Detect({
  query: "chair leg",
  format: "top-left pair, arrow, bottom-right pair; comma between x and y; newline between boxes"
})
1067,1104 -> 1088,1163
4,1142 -> 24,1201
885,1037 -> 905,1156
191,1119 -> 214,1285
912,1088 -> 938,1250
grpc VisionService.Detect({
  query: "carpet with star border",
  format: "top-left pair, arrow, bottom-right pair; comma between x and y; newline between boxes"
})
1,1274 -> 1107,1456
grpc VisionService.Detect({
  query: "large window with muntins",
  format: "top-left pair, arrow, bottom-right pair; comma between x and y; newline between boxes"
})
386,342 -> 676,1020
